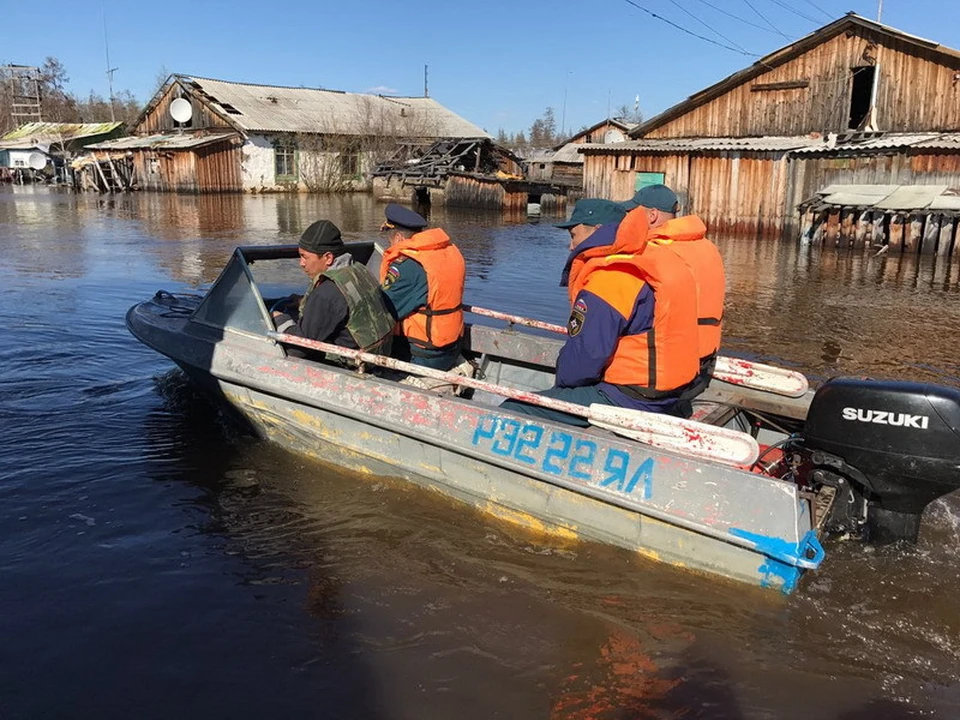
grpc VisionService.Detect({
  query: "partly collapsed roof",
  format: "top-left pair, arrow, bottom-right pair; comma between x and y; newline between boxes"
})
85,130 -> 239,151
579,132 -> 960,156
810,183 -> 960,211
160,75 -> 490,139
630,13 -> 960,139
0,121 -> 123,149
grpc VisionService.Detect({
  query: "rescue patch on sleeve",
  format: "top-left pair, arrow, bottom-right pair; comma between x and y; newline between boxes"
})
568,310 -> 585,336
381,264 -> 401,289
573,297 -> 588,313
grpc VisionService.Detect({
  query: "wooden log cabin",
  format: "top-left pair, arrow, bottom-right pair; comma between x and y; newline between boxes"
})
581,13 -> 960,238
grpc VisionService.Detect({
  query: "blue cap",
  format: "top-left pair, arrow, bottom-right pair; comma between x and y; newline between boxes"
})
620,184 -> 679,213
555,198 -> 626,229
383,203 -> 428,231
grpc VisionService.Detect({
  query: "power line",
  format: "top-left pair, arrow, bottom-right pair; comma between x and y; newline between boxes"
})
688,0 -> 788,35
741,0 -> 791,39
800,0 -> 834,20
764,0 -> 822,25
663,0 -> 755,54
621,0 -> 758,56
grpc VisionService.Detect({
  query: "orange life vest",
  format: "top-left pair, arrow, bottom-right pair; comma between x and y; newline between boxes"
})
648,215 -> 725,362
570,208 -> 700,397
380,228 -> 465,349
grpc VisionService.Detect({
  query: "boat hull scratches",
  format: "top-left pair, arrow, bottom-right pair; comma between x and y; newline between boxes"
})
214,373 -> 804,594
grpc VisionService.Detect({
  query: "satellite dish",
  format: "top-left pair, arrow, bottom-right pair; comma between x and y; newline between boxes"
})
603,129 -> 625,143
28,152 -> 46,170
169,98 -> 193,123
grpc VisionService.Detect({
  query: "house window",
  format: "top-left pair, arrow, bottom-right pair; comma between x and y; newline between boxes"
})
635,171 -> 665,191
275,142 -> 297,180
339,147 -> 360,178
848,66 -> 876,129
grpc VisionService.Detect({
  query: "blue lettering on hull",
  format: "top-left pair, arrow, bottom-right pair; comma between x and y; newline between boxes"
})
471,414 -> 654,500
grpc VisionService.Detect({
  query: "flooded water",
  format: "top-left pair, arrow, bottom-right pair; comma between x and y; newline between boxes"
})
1,186 -> 958,719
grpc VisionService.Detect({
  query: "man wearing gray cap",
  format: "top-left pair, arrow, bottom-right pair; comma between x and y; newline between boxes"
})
272,219 -> 394,357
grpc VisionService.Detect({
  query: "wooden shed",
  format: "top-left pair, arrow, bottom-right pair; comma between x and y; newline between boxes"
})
582,13 -> 960,236
83,74 -> 489,194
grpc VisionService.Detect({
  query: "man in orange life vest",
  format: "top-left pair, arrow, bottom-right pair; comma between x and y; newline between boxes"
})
620,184 -> 726,395
379,203 -> 467,371
501,204 -> 701,426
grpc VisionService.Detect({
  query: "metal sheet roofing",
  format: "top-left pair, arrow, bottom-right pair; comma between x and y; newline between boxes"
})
0,121 -> 123,149
85,131 -> 239,151
179,76 -> 489,139
580,135 -> 824,154
814,183 -> 960,211
791,133 -> 960,154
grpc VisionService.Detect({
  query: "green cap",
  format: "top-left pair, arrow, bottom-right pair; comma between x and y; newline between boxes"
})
620,184 -> 679,213
555,198 -> 626,229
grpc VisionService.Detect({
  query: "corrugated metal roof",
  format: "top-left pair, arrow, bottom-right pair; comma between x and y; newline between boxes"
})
0,121 -> 123,149
85,131 -> 239,151
814,183 -> 960,211
581,135 -> 823,154
791,133 -> 960,154
552,144 -> 586,163
180,76 -> 489,139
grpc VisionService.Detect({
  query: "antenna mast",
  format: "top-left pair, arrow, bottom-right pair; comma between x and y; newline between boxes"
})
877,0 -> 883,22
103,4 -> 117,122
424,64 -> 428,98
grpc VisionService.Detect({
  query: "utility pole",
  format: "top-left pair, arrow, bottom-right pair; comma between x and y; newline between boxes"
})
560,71 -> 571,137
877,0 -> 883,22
103,4 -> 117,121
424,64 -> 428,98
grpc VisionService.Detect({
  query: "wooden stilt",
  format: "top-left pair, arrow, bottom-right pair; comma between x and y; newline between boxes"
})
825,209 -> 841,246
923,214 -> 941,255
937,215 -> 953,257
854,209 -> 870,249
871,211 -> 886,248
889,213 -> 904,253
840,207 -> 856,247
904,213 -> 923,254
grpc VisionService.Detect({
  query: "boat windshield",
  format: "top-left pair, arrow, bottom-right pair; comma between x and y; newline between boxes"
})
191,249 -> 272,334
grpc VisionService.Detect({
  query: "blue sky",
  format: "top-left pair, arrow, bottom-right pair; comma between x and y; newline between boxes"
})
3,0 -> 959,135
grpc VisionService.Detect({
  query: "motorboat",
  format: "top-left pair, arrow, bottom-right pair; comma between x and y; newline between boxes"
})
126,242 -> 960,593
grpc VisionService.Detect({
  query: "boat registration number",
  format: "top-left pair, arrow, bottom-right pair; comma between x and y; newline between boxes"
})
471,414 -> 653,499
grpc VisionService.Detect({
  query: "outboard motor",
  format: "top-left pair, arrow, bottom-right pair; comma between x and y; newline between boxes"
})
803,378 -> 960,543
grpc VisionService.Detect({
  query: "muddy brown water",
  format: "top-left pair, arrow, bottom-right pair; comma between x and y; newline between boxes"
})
1,187 -> 957,719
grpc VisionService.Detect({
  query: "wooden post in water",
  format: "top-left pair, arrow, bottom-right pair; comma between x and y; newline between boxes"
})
871,211 -> 886,248
809,210 -> 826,247
923,214 -> 941,255
904,213 -> 923,254
799,206 -> 815,243
839,207 -> 856,248
825,209 -> 841,246
936,215 -> 953,257
889,213 -> 904,253
854,209 -> 870,249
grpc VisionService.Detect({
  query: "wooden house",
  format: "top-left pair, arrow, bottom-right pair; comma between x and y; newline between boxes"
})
83,74 -> 489,194
526,118 -> 636,189
581,13 -> 960,237
0,121 -> 123,182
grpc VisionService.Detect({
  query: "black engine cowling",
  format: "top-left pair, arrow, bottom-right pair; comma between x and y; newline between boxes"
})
803,377 -> 960,543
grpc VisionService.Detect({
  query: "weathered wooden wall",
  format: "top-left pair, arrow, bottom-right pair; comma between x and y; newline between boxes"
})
583,151 -> 790,235
645,28 -> 960,138
138,83 -> 234,135
195,143 -> 243,192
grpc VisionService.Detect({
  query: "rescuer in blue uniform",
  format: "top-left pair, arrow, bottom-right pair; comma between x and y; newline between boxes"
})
379,203 -> 467,372
500,200 -> 699,426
